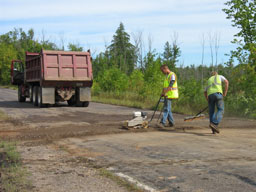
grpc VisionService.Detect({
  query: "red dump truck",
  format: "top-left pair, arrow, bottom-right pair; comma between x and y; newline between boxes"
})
11,49 -> 93,107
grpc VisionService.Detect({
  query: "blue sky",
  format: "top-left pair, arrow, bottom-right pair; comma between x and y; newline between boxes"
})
0,0 -> 238,66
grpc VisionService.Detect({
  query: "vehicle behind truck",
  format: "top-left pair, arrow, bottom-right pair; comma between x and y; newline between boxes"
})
11,49 -> 93,107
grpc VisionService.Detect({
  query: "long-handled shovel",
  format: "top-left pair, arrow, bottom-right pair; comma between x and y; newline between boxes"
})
184,106 -> 208,122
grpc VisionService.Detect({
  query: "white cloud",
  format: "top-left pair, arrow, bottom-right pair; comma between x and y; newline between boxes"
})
0,0 -> 237,65
0,0 -> 226,20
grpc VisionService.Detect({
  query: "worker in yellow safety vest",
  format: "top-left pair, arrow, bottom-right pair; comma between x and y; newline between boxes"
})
204,71 -> 229,134
158,64 -> 178,129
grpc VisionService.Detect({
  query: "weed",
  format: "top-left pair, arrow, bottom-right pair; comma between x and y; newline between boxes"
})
0,110 -> 8,121
0,139 -> 31,191
99,168 -> 143,192
0,85 -> 18,90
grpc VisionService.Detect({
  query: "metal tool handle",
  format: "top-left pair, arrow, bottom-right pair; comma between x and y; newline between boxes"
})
195,106 -> 208,116
149,96 -> 163,122
157,98 -> 166,122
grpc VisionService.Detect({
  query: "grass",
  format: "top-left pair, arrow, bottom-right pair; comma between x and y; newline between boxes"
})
92,91 -> 202,116
92,90 -> 256,119
92,95 -> 150,109
0,84 -> 17,90
0,110 -> 31,192
0,110 -> 8,121
92,91 -> 162,110
0,141 -> 31,192
99,168 -> 143,192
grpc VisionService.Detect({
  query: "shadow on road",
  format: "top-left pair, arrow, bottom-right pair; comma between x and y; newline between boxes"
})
0,101 -> 35,108
225,173 -> 256,187
0,101 -> 70,109
156,127 -> 213,136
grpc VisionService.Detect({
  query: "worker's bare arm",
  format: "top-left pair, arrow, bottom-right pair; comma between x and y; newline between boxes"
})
204,91 -> 208,101
223,79 -> 229,97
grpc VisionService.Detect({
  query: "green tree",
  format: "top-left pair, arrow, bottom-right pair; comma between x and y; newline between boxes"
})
92,52 -> 109,78
0,44 -> 17,84
223,0 -> 256,117
0,28 -> 59,84
162,41 -> 181,70
223,0 -> 256,65
108,23 -> 137,75
68,43 -> 83,51
97,67 -> 129,93
143,55 -> 163,97
129,69 -> 144,92
0,28 -> 57,62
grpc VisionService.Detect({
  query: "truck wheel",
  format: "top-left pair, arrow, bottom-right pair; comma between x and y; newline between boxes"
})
83,101 -> 89,107
75,88 -> 89,107
67,96 -> 75,106
75,89 -> 82,107
29,86 -> 33,102
76,101 -> 83,107
33,86 -> 38,106
37,87 -> 42,107
76,101 -> 89,107
18,85 -> 26,102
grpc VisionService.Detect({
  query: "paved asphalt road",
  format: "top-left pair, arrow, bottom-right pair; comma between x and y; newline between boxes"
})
57,129 -> 256,192
1,87 -> 256,192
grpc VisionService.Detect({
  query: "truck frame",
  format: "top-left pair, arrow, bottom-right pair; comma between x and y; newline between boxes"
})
11,49 -> 93,107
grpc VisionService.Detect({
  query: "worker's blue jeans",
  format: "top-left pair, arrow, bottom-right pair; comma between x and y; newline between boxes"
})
161,98 -> 174,125
208,93 -> 224,125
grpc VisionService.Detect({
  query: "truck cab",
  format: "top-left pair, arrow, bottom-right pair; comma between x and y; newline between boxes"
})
11,60 -> 24,85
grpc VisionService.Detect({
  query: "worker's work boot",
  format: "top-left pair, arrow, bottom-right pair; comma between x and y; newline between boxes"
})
209,123 -> 220,134
168,122 -> 175,127
211,128 -> 216,134
157,123 -> 166,129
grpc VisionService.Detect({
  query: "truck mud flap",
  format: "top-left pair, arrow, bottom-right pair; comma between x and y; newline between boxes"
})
79,87 -> 91,102
42,87 -> 55,104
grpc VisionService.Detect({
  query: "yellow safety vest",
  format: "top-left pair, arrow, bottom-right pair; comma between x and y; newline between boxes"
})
206,75 -> 223,96
163,72 -> 179,99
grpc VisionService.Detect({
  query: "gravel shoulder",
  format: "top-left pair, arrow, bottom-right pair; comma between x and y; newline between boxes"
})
18,142 -> 129,192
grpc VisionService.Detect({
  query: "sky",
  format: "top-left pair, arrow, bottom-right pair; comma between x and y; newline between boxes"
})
0,0 -> 238,66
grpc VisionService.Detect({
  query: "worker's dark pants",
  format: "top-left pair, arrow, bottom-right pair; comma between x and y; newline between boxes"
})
208,93 -> 224,125
161,98 -> 174,125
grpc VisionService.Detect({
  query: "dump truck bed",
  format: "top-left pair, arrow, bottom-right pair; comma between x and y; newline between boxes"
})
25,50 -> 93,84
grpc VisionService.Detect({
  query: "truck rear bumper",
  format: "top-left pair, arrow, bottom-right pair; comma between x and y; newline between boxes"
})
41,81 -> 93,87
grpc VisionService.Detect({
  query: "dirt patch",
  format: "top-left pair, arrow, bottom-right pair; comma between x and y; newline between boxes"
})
1,111 -> 255,143
16,123 -> 151,141
26,111 -> 132,124
0,111 -> 165,142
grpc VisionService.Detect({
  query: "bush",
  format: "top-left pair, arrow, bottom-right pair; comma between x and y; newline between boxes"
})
97,67 -> 129,93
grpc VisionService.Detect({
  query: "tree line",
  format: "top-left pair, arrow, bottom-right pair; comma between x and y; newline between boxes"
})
0,0 -> 255,118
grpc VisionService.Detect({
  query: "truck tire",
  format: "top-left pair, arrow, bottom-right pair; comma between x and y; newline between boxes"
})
75,89 -> 82,107
67,96 -> 75,106
33,86 -> 38,106
18,85 -> 26,102
37,87 -> 46,108
76,101 -> 83,107
76,101 -> 89,107
75,88 -> 89,107
83,101 -> 89,107
29,86 -> 33,102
